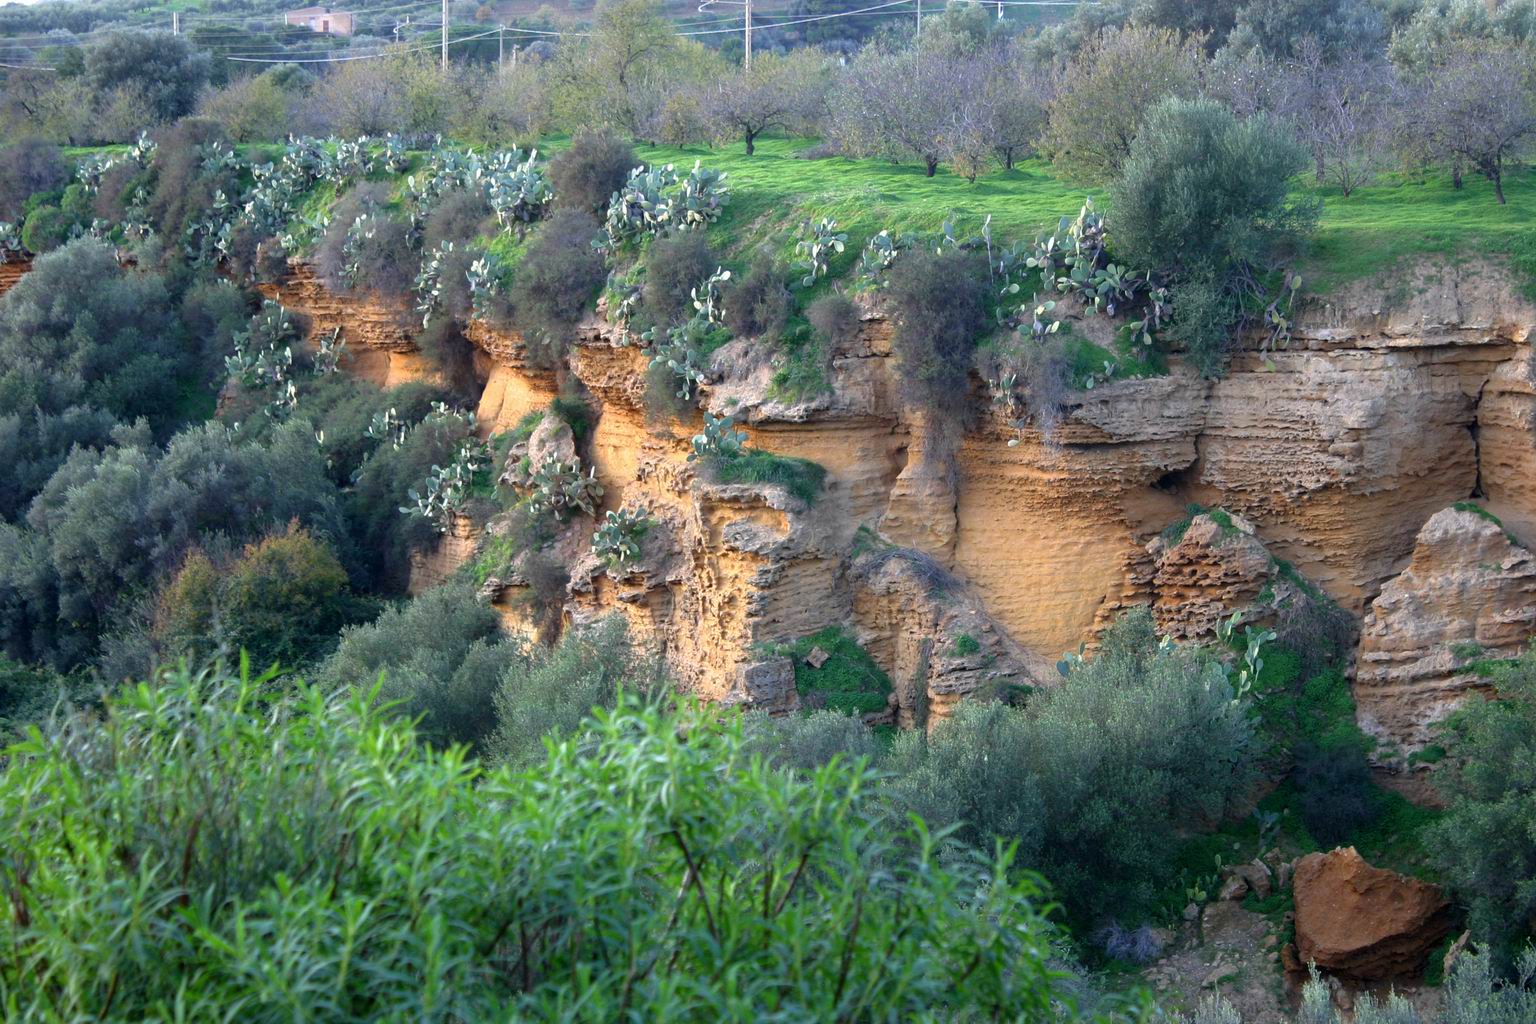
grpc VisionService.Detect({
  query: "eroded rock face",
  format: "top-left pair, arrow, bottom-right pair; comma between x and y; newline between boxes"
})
1355,505 -> 1536,757
1143,513 -> 1272,643
849,548 -> 1042,725
1292,847 -> 1452,980
271,257 -> 1536,726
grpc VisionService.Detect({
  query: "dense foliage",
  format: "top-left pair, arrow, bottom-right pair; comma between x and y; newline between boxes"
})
0,664 -> 1075,1022
1431,650 -> 1536,967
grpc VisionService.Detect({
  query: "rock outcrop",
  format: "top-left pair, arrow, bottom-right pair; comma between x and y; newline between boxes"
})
1292,847 -> 1452,980
1355,505 -> 1536,758
849,547 -> 1040,724
238,254 -> 1536,728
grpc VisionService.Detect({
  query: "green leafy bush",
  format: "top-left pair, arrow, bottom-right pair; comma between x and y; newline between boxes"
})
486,615 -> 659,768
321,583 -> 514,750
1432,648 -> 1536,966
886,609 -> 1258,925
741,707 -> 883,772
0,663 -> 1070,1021
154,524 -> 362,670
1109,98 -> 1318,376
0,420 -> 345,669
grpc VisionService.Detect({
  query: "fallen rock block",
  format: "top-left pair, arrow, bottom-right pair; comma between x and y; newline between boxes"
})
1293,847 -> 1452,980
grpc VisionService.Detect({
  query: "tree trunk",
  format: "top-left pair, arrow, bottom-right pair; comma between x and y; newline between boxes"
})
1452,163 -> 1463,189
744,130 -> 756,155
1495,170 -> 1506,204
924,156 -> 938,177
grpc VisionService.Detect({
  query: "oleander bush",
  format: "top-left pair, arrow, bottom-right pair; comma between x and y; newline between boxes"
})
0,663 -> 1075,1022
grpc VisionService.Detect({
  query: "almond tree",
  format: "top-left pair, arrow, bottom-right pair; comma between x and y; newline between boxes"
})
1412,43 -> 1536,204
832,46 -> 964,177
710,49 -> 832,155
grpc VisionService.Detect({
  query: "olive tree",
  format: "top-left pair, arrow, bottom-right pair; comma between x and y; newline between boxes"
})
1110,97 -> 1317,374
84,31 -> 209,124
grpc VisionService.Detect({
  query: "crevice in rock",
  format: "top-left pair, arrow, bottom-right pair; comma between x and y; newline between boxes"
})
1468,378 -> 1489,500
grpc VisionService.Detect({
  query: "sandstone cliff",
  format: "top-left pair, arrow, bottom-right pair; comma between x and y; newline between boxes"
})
2,248 -> 1524,746
249,255 -> 1536,747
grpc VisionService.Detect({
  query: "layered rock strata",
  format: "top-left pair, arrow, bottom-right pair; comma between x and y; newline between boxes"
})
242,257 -> 1536,739
1355,505 -> 1536,758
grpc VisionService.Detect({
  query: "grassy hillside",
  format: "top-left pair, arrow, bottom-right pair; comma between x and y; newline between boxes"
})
618,137 -> 1536,294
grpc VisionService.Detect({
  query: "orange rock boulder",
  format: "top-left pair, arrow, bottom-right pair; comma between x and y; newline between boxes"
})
1292,847 -> 1452,980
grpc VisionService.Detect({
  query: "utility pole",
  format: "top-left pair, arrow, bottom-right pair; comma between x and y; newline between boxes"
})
915,0 -> 920,44
498,24 -> 504,67
441,0 -> 448,70
743,0 -> 751,70
172,11 -> 179,34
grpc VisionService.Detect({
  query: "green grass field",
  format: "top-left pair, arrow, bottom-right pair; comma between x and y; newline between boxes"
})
621,137 -> 1536,294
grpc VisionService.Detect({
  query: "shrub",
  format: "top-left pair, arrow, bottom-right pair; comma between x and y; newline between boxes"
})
0,654 -> 87,741
0,406 -> 118,523
885,609 -> 1258,924
806,292 -> 860,349
0,138 -> 67,221
422,188 -> 494,252
0,239 -> 184,429
741,708 -> 883,773
154,524 -> 361,669
548,128 -> 636,214
0,664 -> 1072,1020
145,117 -> 240,250
1431,649 -> 1536,966
643,231 -> 717,326
1292,740 -> 1381,846
348,410 -> 477,591
724,254 -> 792,340
321,583 -> 513,750
196,68 -> 305,143
486,615 -> 658,768
508,208 -> 606,367
885,250 -> 988,432
3,420 -> 345,669
416,319 -> 484,403
18,183 -> 91,254
179,275 -> 254,382
1109,98 -> 1317,376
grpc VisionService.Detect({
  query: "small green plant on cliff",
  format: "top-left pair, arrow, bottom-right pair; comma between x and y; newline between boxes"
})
689,413 -> 827,505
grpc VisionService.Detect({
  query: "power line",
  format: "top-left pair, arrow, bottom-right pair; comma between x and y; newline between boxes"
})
223,25 -> 500,63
